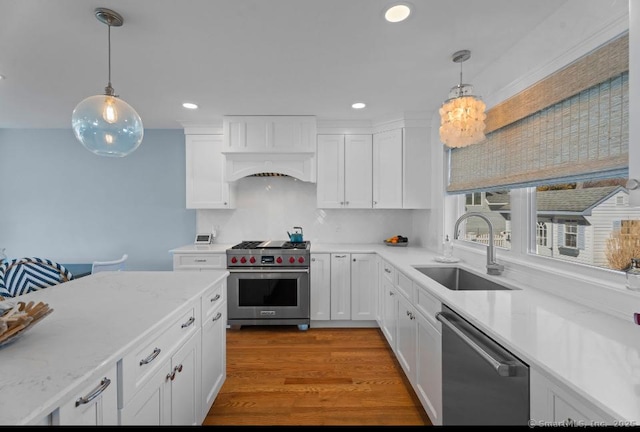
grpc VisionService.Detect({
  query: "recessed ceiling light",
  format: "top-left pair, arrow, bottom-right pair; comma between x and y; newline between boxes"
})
385,4 -> 411,23
0,74 -> 5,80
352,102 -> 366,110
182,102 -> 198,109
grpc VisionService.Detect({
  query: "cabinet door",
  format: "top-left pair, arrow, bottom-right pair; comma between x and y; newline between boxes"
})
170,330 -> 201,426
373,129 -> 403,208
416,312 -> 442,426
330,254 -> 351,319
396,293 -> 417,382
344,135 -> 372,208
310,253 -> 331,321
201,303 -> 226,422
57,365 -> 118,425
351,253 -> 377,320
120,358 -> 172,425
317,135 -> 345,208
185,135 -> 233,209
381,281 -> 398,350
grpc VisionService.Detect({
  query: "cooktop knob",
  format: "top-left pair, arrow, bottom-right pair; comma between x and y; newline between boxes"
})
289,256 -> 295,264
231,257 -> 237,264
298,257 -> 305,263
240,257 -> 247,264
276,257 -> 283,264
249,256 -> 256,264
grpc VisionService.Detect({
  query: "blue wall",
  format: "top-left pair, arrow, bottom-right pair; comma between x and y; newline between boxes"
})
0,129 -> 195,270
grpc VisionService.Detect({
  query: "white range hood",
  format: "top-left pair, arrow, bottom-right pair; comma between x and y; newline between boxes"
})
222,115 -> 317,183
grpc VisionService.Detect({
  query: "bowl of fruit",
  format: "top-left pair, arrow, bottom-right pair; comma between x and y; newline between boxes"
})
384,235 -> 408,247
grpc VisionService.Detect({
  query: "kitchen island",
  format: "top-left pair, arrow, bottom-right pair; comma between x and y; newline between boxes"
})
0,270 -> 228,425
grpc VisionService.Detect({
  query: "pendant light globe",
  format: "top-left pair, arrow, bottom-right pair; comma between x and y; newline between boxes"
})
72,94 -> 143,157
72,7 -> 143,157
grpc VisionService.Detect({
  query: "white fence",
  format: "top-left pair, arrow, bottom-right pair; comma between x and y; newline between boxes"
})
464,233 -> 510,248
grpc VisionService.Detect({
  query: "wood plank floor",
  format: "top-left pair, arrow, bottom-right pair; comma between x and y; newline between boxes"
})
203,326 -> 431,426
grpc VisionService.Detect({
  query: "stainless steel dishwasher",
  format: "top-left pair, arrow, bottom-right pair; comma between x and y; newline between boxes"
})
436,305 -> 529,425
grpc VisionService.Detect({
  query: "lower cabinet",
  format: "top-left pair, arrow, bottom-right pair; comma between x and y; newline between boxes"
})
415,311 -> 442,426
530,368 -> 614,425
311,252 -> 376,322
56,365 -> 118,425
380,279 -> 398,350
120,330 -> 201,425
200,298 -> 226,423
396,293 -> 417,382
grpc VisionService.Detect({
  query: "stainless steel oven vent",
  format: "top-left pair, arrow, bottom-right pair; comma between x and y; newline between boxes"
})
250,173 -> 289,177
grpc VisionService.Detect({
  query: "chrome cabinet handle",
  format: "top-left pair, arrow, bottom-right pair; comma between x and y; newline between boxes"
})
353,258 -> 356,262
181,316 -> 195,328
212,312 -> 222,322
210,294 -> 221,302
335,255 -> 347,258
384,268 -> 391,273
195,258 -> 207,263
345,201 -> 349,205
140,348 -> 161,366
167,364 -> 183,381
436,312 -> 517,377
311,258 -> 316,262
389,291 -> 394,296
75,377 -> 111,407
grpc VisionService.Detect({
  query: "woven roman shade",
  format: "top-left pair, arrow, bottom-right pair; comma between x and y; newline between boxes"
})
447,33 -> 629,194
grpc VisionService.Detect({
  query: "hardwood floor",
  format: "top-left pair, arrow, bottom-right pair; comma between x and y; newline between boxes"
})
203,326 -> 431,426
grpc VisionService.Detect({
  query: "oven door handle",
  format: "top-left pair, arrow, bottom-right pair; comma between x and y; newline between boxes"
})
228,268 -> 309,274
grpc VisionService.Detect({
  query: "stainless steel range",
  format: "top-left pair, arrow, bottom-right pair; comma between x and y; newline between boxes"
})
226,240 -> 310,330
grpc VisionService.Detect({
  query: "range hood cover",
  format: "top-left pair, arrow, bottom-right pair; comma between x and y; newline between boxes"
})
223,151 -> 316,183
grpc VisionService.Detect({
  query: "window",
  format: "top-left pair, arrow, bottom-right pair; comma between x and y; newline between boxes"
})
536,222 -> 547,247
564,221 -> 578,248
459,190 -> 511,250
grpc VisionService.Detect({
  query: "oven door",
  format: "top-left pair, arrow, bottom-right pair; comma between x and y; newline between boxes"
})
227,269 -> 310,325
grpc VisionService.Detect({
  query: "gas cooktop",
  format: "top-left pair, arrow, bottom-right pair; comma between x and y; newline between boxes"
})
230,240 -> 310,250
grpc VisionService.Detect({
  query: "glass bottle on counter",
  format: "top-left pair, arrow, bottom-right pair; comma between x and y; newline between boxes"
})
626,258 -> 640,291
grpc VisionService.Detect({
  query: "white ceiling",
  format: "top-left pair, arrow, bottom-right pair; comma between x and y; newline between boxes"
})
0,0 -> 570,129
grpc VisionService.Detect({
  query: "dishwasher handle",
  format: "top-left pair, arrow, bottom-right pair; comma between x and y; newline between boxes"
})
436,312 -> 517,377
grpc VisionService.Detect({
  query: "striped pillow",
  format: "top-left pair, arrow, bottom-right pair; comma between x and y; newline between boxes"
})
0,258 -> 73,298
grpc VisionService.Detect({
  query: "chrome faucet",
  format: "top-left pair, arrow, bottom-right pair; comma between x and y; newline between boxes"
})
453,212 -> 504,275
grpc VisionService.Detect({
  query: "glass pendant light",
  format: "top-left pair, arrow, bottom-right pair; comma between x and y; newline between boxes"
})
72,7 -> 143,157
439,50 -> 486,148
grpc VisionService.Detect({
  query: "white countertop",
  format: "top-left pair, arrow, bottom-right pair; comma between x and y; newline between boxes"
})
0,270 -> 228,425
169,244 -> 233,253
311,243 -> 640,422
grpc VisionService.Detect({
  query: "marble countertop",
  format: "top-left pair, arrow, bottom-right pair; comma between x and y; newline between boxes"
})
310,243 -> 640,423
0,270 -> 228,425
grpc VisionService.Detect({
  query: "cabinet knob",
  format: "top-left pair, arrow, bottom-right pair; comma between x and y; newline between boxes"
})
311,258 -> 316,262
224,202 -> 228,206
345,201 -> 349,205
340,201 -> 344,205
373,201 -> 377,205
210,294 -> 221,302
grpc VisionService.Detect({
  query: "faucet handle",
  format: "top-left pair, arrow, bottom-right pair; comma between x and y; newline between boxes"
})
487,263 -> 504,275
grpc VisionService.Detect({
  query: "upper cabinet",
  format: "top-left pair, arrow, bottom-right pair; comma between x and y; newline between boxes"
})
317,134 -> 373,209
223,116 -> 317,153
185,134 -> 236,209
222,116 -> 317,182
373,127 -> 430,209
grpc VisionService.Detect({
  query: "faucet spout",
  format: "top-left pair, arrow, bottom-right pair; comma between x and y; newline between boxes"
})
453,212 -> 504,275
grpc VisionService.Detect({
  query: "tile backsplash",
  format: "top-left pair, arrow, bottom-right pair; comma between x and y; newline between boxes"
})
197,176 -> 426,245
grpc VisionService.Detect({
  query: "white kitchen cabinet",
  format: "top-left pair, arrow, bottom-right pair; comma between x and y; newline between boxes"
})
350,253 -> 377,320
56,365 -> 118,425
223,115 -> 317,152
173,252 -> 226,271
317,134 -> 372,208
185,135 -> 235,209
120,330 -> 201,426
373,128 -> 403,208
330,253 -> 351,319
310,253 -> 331,321
396,292 -> 417,382
200,280 -> 226,423
380,278 -> 398,350
530,368 -> 614,426
372,127 -> 430,209
415,307 -> 442,426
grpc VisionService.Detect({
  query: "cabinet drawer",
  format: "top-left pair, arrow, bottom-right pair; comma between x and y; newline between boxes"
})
201,279 -> 226,321
381,260 -> 395,284
415,283 -> 441,329
57,365 -> 118,425
120,305 -> 199,404
173,254 -> 225,270
396,271 -> 414,301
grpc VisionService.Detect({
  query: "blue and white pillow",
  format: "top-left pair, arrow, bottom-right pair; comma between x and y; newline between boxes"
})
0,258 -> 73,298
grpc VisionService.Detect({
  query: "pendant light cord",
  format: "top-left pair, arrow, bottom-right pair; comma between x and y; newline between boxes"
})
105,20 -> 114,96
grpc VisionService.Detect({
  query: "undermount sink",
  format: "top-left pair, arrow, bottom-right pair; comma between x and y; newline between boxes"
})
412,266 -> 515,291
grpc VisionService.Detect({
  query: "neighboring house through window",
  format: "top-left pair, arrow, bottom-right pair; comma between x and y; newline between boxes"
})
536,222 -> 547,247
564,220 -> 578,248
